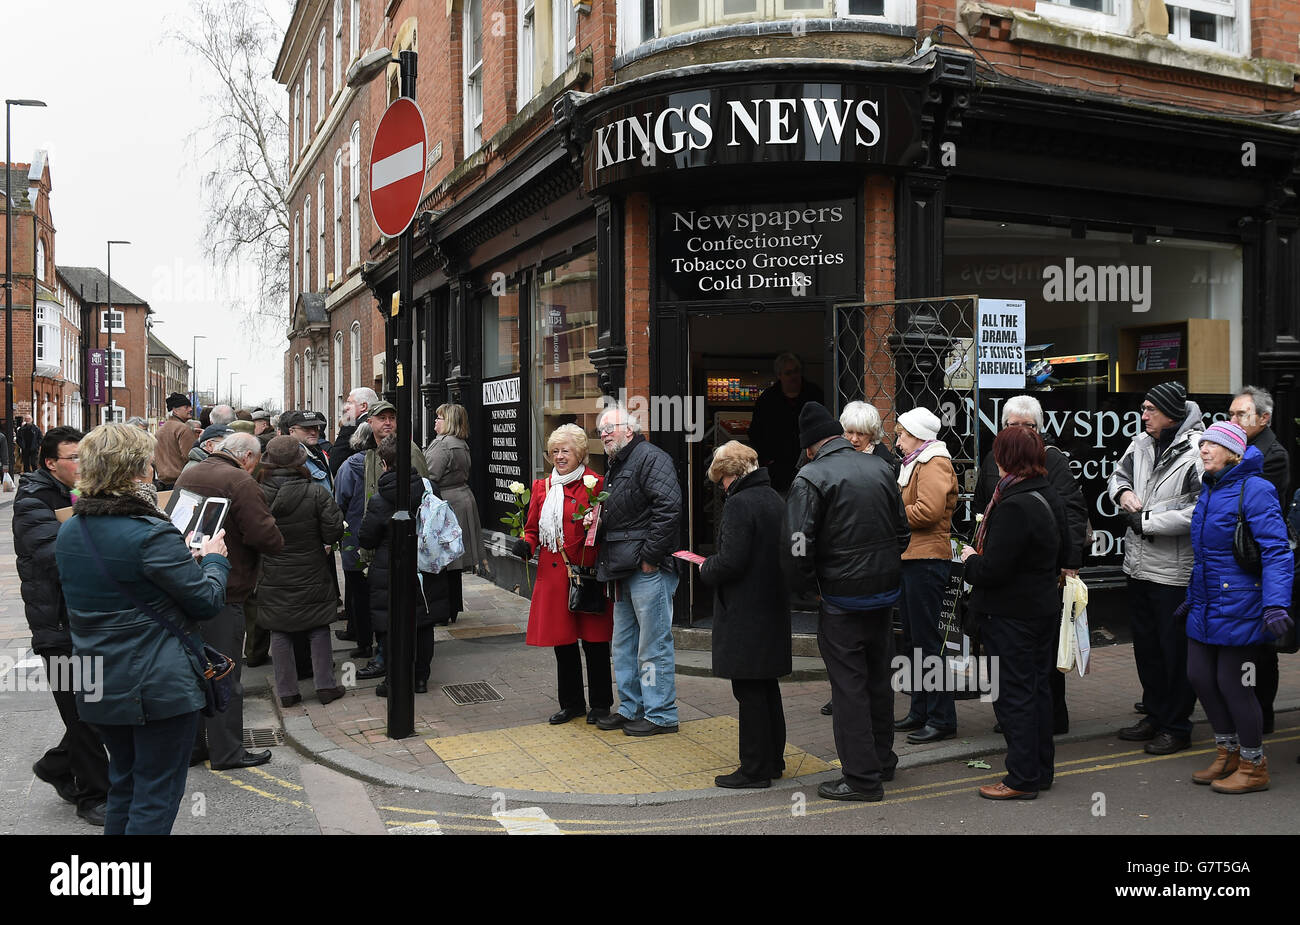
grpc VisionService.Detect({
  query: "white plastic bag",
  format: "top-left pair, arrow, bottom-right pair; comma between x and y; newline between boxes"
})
1057,575 -> 1089,674
1,472 -> 14,493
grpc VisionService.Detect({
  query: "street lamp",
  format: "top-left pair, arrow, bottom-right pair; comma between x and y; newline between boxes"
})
191,334 -> 206,410
214,357 -> 226,412
229,371 -> 237,408
106,240 -> 130,421
5,98 -> 45,458
348,45 -> 419,739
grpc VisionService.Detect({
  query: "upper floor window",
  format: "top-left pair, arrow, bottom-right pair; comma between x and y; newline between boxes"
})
350,321 -> 362,391
350,122 -> 361,264
350,0 -> 360,60
553,0 -> 577,68
318,175 -> 327,287
334,149 -> 344,282
304,60 -> 313,141
293,86 -> 301,161
100,309 -> 125,333
110,348 -> 125,388
1167,0 -> 1245,53
293,215 -> 300,302
518,0 -> 536,108
304,195 -> 313,292
318,31 -> 328,122
620,0 -> 912,50
334,0 -> 344,93
36,238 -> 46,281
464,0 -> 484,155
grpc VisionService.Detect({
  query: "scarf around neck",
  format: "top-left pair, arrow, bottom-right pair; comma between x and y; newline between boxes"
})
973,473 -> 1025,553
897,439 -> 951,488
539,465 -> 586,552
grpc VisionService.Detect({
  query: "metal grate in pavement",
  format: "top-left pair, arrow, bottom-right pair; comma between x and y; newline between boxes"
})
243,727 -> 285,748
442,681 -> 504,705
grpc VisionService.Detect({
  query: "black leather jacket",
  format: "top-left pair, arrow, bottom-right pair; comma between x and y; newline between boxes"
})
782,436 -> 911,597
596,434 -> 683,582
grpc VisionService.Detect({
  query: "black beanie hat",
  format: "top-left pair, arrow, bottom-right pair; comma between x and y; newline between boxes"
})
1145,381 -> 1186,421
798,401 -> 842,449
166,392 -> 192,411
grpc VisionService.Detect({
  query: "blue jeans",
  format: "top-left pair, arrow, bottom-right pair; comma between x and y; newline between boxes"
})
900,559 -> 957,731
94,711 -> 201,835
612,567 -> 679,726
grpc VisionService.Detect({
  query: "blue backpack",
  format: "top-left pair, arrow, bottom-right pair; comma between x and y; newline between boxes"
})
417,477 -> 464,574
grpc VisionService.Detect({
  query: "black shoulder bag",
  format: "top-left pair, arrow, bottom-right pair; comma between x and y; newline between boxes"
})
76,517 -> 234,716
560,546 -> 608,615
1233,481 -> 1263,575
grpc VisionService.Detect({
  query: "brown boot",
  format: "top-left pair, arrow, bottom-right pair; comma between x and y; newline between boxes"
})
1211,755 -> 1269,794
1192,747 -> 1239,785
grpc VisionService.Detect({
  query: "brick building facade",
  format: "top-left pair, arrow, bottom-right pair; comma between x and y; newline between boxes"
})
56,266 -> 151,425
279,0 -> 1300,607
1,153 -> 88,436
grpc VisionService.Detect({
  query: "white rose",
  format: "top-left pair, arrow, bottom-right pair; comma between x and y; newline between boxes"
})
582,474 -> 598,491
508,481 -> 526,495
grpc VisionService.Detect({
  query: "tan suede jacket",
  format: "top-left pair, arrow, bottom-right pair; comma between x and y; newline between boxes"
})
900,454 -> 957,560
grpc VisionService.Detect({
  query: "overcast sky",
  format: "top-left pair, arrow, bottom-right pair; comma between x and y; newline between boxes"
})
5,0 -> 291,412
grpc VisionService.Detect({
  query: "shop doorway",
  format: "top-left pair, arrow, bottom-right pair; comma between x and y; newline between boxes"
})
682,307 -> 829,625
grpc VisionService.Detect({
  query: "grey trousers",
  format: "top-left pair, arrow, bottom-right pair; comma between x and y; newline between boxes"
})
195,602 -> 246,766
270,627 -> 337,698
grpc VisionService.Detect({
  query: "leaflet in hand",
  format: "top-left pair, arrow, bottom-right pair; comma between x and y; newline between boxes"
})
672,550 -> 706,566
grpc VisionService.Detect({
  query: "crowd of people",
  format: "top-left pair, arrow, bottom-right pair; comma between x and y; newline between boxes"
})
7,373 -> 1297,832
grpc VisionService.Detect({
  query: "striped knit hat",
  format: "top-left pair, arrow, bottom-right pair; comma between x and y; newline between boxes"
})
1145,381 -> 1187,421
1200,421 -> 1248,457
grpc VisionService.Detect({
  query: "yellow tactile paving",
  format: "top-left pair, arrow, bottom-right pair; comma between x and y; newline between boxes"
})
424,716 -> 832,793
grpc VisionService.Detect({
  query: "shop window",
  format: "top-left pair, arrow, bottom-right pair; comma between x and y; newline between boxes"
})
464,0 -> 484,155
481,285 -> 522,379
943,218 -> 1244,397
530,252 -> 605,476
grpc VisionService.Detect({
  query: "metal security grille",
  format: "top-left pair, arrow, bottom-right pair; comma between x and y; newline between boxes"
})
243,728 -> 285,748
833,294 -> 983,519
442,681 -> 505,705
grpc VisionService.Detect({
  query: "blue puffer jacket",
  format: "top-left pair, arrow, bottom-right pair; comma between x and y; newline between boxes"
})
1187,446 -> 1292,647
55,493 -> 230,725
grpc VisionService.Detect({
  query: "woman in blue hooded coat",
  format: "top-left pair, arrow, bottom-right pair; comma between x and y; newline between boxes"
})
1181,421 -> 1292,794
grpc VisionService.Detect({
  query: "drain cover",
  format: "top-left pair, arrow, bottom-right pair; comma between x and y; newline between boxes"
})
442,681 -> 504,705
243,727 -> 285,748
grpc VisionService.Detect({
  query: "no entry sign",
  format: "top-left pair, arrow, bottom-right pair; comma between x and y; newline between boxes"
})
369,97 -> 427,237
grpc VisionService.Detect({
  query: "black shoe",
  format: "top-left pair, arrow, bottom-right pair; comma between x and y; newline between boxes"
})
1117,718 -> 1158,741
715,769 -> 771,789
1144,731 -> 1190,755
375,682 -> 388,698
880,764 -> 897,782
279,694 -> 302,707
357,661 -> 387,680
335,629 -> 356,641
210,750 -> 272,771
1134,701 -> 1148,714
587,708 -> 611,725
348,646 -> 373,659
994,722 -> 1003,734
894,714 -> 925,732
597,712 -> 634,731
415,680 -> 428,694
1054,723 -> 1069,736
906,725 -> 955,744
817,778 -> 883,802
32,764 -> 79,804
820,701 -> 833,716
623,718 -> 679,736
549,706 -> 586,725
76,801 -> 107,827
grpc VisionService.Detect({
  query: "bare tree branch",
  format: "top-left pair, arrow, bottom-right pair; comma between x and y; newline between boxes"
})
173,0 -> 289,337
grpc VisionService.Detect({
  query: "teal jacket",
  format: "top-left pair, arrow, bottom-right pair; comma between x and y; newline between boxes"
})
55,493 -> 231,725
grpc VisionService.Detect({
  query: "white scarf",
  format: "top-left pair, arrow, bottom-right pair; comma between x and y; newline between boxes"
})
897,440 -> 951,488
539,464 -> 586,552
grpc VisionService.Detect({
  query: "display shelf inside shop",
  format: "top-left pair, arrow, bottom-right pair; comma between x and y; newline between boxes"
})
705,372 -> 766,405
1116,318 -> 1229,393
1039,350 -> 1110,391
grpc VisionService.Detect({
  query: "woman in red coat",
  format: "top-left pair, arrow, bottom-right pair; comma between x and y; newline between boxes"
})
512,424 -> 615,724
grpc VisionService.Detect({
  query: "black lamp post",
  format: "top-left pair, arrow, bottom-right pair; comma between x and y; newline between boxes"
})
347,46 -> 419,739
5,98 -> 46,458
191,334 -> 206,410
